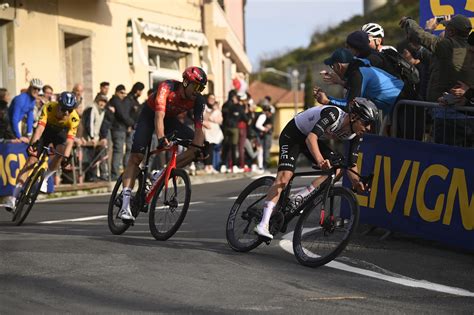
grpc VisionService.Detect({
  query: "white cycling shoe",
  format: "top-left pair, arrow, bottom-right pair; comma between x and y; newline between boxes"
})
118,206 -> 135,221
254,224 -> 273,240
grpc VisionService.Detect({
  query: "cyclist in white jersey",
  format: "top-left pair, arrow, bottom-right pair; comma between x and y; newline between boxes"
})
254,97 -> 379,239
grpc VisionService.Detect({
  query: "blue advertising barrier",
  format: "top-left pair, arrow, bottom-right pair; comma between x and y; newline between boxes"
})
346,134 -> 474,251
420,0 -> 474,34
0,142 -> 53,196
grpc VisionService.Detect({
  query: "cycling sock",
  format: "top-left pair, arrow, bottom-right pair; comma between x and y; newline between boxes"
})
122,187 -> 132,210
43,170 -> 56,181
13,184 -> 22,198
260,201 -> 276,227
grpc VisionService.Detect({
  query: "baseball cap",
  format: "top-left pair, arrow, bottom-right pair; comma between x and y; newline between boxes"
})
324,48 -> 354,66
346,31 -> 371,53
441,14 -> 472,33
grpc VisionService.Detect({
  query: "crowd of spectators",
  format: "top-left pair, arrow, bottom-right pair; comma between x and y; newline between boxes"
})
0,74 -> 275,188
314,14 -> 473,146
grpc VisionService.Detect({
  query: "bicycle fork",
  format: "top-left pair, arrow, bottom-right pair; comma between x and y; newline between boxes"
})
319,173 -> 336,234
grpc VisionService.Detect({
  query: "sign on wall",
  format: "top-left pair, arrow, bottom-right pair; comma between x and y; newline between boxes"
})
349,135 -> 474,251
420,0 -> 474,32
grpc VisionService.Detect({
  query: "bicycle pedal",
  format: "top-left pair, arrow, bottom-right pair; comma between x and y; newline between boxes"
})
264,239 -> 272,245
121,219 -> 135,226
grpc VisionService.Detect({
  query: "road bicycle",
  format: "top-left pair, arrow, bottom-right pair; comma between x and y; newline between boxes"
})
12,146 -> 64,226
226,156 -> 373,267
107,134 -> 204,240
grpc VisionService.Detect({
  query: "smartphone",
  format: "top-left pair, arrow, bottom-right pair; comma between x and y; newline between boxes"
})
435,16 -> 445,23
319,70 -> 329,76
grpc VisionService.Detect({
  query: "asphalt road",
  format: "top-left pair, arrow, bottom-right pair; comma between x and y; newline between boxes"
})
1,176 -> 473,314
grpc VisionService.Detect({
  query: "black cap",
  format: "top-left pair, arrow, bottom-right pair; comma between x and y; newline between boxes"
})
115,84 -> 126,92
346,31 -> 371,54
324,48 -> 354,66
441,14 -> 472,33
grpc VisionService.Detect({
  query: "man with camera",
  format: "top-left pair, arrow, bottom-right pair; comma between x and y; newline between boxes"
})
400,14 -> 474,146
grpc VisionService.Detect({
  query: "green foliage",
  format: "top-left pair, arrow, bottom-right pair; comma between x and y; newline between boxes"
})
303,66 -> 314,109
257,0 -> 419,73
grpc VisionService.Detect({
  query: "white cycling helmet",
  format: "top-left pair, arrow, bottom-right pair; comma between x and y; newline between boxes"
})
362,23 -> 385,38
29,78 -> 44,89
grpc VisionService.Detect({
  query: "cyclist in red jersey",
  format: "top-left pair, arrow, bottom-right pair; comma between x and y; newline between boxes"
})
118,66 -> 208,221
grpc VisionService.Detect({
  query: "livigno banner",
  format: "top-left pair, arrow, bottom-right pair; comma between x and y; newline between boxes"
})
420,0 -> 474,34
350,134 -> 474,251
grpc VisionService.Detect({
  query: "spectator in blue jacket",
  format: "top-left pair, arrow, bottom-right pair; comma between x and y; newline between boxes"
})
315,48 -> 404,116
8,78 -> 43,140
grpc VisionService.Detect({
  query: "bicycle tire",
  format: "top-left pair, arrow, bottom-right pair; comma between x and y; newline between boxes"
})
292,186 -> 359,267
226,175 -> 275,252
107,172 -> 144,235
13,168 -> 45,226
149,168 -> 190,241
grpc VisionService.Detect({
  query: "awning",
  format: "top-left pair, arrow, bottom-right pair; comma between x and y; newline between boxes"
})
136,19 -> 208,47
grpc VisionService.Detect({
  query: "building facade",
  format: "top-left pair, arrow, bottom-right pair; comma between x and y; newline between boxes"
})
0,0 -> 251,106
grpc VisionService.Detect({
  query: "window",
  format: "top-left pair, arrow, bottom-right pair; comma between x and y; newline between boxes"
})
148,47 -> 185,71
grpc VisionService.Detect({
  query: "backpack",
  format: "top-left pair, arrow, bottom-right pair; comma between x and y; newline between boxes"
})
380,48 -> 420,86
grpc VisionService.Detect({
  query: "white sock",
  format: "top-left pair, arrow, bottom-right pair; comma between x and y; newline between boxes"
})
43,170 -> 56,182
294,184 -> 316,199
13,184 -> 22,198
122,187 -> 132,210
260,201 -> 275,227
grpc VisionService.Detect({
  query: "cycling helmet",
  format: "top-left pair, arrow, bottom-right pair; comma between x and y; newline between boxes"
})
29,78 -> 44,89
362,23 -> 385,38
183,66 -> 208,87
350,97 -> 379,124
58,91 -> 77,110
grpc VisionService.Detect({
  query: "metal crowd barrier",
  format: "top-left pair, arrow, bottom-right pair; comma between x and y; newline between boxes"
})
390,99 -> 474,148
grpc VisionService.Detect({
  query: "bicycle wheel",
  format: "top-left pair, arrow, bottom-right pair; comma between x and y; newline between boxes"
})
293,186 -> 359,267
107,172 -> 144,235
226,175 -> 275,252
149,168 -> 190,241
13,168 -> 45,226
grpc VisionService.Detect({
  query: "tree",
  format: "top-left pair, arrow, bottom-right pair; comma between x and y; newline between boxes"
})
304,66 -> 314,110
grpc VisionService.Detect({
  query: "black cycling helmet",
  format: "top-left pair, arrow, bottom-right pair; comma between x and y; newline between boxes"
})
350,97 -> 379,124
58,91 -> 77,110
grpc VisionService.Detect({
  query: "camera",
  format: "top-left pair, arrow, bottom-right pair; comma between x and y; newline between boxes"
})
435,16 -> 445,23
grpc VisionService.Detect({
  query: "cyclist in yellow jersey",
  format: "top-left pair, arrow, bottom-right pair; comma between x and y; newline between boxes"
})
8,92 -> 80,210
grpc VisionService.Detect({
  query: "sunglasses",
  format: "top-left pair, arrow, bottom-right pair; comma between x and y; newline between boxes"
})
192,83 -> 205,93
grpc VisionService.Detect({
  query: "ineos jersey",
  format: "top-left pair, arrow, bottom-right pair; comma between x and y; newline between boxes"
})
295,106 -> 356,140
147,80 -> 205,129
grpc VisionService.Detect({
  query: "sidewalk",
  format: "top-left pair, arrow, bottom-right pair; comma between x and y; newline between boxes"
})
36,169 -> 271,200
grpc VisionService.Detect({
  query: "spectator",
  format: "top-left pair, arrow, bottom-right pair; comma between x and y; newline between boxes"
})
400,14 -> 474,145
315,48 -> 404,116
123,82 -> 145,165
110,84 -> 133,180
72,83 -> 85,115
254,105 -> 273,170
362,22 -> 397,52
0,100 -> 19,141
83,94 -> 109,181
41,85 -> 54,104
8,78 -> 43,141
220,90 -> 243,173
202,93 -> 223,174
96,81 -> 110,99
0,87 -> 10,104
237,92 -> 250,171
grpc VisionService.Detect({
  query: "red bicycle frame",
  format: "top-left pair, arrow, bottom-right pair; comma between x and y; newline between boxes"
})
145,143 -> 179,204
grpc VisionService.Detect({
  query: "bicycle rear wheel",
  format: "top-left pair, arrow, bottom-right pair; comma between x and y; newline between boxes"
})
107,172 -> 144,235
13,168 -> 45,226
293,187 -> 359,267
149,168 -> 190,240
226,176 -> 275,252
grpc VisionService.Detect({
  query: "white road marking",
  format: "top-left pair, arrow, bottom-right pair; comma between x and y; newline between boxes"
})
37,192 -> 111,203
279,231 -> 474,297
36,201 -> 205,224
38,215 -> 108,224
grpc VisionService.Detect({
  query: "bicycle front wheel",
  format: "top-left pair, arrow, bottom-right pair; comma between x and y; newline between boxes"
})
226,176 -> 275,252
107,172 -> 144,235
293,187 -> 359,267
149,168 -> 190,241
13,168 -> 44,226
